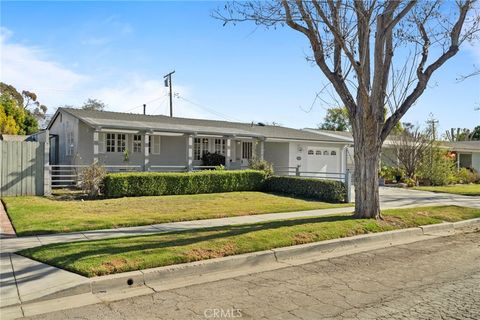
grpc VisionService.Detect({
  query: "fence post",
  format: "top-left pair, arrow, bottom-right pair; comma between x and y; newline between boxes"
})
345,169 -> 352,203
43,132 -> 51,196
295,165 -> 301,176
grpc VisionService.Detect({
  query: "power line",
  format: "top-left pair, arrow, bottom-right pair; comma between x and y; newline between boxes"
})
176,95 -> 243,122
123,96 -> 167,113
150,95 -> 170,115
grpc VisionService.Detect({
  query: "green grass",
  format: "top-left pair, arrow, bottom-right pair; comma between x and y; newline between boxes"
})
413,184 -> 480,196
18,206 -> 479,277
2,192 -> 351,236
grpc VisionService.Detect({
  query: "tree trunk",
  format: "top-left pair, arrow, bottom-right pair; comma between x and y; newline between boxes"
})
352,121 -> 383,219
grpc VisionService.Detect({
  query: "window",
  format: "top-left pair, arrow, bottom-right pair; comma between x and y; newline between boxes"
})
117,134 -> 126,153
331,151 -> 337,156
323,150 -> 329,155
106,133 -> 116,152
214,139 -> 226,155
149,136 -> 161,154
315,150 -> 322,155
202,138 -> 209,157
133,135 -> 142,153
308,150 -> 314,155
242,141 -> 253,160
194,137 -> 210,160
194,138 -> 201,160
66,131 -> 74,156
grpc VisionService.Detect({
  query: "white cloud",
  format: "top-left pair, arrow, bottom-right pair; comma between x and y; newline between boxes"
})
0,27 -> 225,121
89,76 -> 208,119
0,28 -> 88,108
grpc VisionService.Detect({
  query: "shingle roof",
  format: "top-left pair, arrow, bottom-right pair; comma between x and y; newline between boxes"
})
442,141 -> 480,152
54,108 -> 346,142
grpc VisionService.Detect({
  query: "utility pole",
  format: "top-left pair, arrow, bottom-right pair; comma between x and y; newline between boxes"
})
426,113 -> 439,141
164,70 -> 175,117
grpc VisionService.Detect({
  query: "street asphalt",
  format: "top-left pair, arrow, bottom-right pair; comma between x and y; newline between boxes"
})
23,231 -> 480,320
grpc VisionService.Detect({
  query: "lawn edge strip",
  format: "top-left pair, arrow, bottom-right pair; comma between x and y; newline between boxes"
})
10,217 -> 479,306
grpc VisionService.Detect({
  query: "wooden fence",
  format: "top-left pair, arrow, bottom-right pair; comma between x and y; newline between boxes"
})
0,141 -> 50,196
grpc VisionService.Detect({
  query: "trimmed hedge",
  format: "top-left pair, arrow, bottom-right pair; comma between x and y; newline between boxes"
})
103,170 -> 267,197
264,176 -> 346,203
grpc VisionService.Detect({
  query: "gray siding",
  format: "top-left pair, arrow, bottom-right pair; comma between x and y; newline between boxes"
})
264,142 -> 289,168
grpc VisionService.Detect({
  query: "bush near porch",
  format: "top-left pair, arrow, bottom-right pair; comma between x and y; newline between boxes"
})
103,170 -> 267,197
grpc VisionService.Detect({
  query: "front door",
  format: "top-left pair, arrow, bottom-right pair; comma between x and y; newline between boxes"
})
241,141 -> 253,166
49,135 -> 59,165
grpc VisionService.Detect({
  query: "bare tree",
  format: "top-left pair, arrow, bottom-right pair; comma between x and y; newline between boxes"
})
214,0 -> 480,218
391,124 -> 432,179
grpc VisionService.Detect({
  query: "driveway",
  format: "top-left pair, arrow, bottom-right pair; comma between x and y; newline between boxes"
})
24,231 -> 480,320
379,186 -> 480,209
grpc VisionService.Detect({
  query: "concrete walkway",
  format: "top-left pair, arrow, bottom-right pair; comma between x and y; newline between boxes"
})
0,187 -> 478,314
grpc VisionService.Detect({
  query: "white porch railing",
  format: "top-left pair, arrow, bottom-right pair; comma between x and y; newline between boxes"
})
51,164 -> 142,188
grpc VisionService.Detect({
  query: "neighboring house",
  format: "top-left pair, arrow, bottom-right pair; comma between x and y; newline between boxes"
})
46,108 -> 353,174
444,141 -> 480,171
306,128 -> 480,172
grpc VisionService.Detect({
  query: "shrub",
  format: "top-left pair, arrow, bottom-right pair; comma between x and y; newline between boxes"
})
249,158 -> 274,177
103,170 -> 267,197
418,147 -> 456,186
81,163 -> 106,197
403,177 -> 417,187
202,152 -> 225,166
455,168 -> 480,184
264,176 -> 346,203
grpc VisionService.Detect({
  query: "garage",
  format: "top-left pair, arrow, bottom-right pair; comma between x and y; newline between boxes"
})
305,146 -> 341,173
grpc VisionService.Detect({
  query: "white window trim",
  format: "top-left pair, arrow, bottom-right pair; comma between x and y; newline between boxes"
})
150,135 -> 161,155
66,131 -> 74,156
242,141 -> 253,160
133,134 -> 142,153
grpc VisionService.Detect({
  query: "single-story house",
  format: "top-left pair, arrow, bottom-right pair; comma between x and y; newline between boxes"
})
46,108 -> 354,175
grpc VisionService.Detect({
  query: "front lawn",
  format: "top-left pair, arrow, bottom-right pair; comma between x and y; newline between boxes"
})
2,192 -> 351,236
413,184 -> 480,196
18,206 -> 479,277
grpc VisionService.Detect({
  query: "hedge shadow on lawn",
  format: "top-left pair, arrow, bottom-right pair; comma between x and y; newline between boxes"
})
19,214 -> 354,274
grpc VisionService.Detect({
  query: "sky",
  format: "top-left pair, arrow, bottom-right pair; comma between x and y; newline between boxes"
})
1,1 -> 479,135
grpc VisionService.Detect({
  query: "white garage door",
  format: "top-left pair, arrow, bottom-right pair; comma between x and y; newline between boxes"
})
306,147 -> 340,173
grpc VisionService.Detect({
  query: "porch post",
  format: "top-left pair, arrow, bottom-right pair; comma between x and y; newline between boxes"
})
259,139 -> 265,161
144,133 -> 150,171
187,134 -> 194,171
457,152 -> 460,170
225,137 -> 232,169
93,129 -> 99,164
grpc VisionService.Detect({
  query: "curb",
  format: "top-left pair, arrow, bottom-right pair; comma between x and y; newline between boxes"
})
4,218 -> 480,312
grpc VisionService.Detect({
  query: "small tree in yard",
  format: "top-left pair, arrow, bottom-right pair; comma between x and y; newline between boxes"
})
81,163 -> 107,197
215,1 -> 480,218
391,124 -> 432,180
